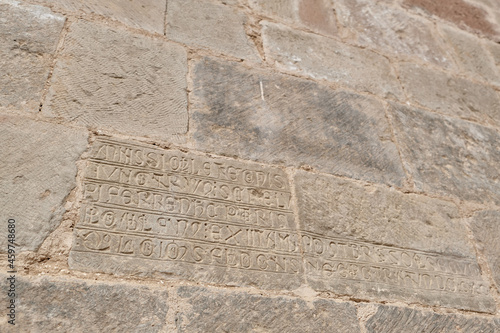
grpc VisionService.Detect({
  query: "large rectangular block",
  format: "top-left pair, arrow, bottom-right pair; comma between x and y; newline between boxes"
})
166,0 -> 260,62
189,57 -> 405,187
69,137 -> 304,290
295,170 -> 496,312
176,286 -> 361,332
398,62 -> 500,127
0,0 -> 65,112
0,274 -> 169,332
42,20 -> 188,141
262,22 -> 403,99
0,115 -> 88,252
31,0 -> 165,34
363,305 -> 498,333
389,102 -> 500,205
469,210 -> 500,292
334,0 -> 454,68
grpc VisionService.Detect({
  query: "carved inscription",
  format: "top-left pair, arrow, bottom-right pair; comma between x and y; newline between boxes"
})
70,138 -> 303,288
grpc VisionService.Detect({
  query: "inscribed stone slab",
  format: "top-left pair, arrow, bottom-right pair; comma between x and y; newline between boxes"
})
69,138 -> 303,290
295,170 -> 496,312
189,57 -> 405,187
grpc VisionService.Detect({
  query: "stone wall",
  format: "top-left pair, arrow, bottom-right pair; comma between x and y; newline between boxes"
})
1,0 -> 500,331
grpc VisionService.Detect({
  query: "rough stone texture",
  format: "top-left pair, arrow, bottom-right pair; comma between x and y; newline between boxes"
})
69,137 -> 304,291
334,0 -> 454,68
0,274 -> 169,332
166,0 -> 260,62
176,286 -> 361,333
42,20 -> 188,140
403,0 -> 499,38
249,0 -> 337,36
262,22 -> 403,99
31,0 -> 165,34
364,305 -> 497,333
190,57 -> 405,187
0,0 -> 65,112
398,62 -> 500,126
469,210 -> 500,292
389,102 -> 500,206
295,170 -> 495,312
441,24 -> 500,85
0,115 -> 88,252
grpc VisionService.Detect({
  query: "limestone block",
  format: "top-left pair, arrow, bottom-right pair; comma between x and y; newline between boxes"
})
166,0 -> 260,62
389,102 -> 500,205
0,274 -> 168,332
0,0 -> 65,112
469,210 -> 500,292
176,286 -> 361,332
294,170 -> 495,312
335,0 -> 454,68
0,115 -> 88,252
189,57 -> 405,187
441,25 -> 500,85
249,0 -> 337,36
398,62 -> 500,126
42,20 -> 188,141
31,0 -> 165,34
262,22 -> 403,99
363,305 -> 497,332
69,137 -> 304,291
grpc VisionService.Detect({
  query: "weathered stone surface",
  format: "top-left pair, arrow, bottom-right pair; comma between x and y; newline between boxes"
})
176,286 -> 361,333
249,0 -> 337,36
469,210 -> 500,292
441,25 -> 500,85
294,170 -> 495,312
31,0 -> 165,34
364,305 -> 497,333
389,102 -> 500,206
69,137 -> 304,290
189,57 -> 405,186
166,0 -> 260,62
403,0 -> 499,39
398,62 -> 500,126
0,0 -> 65,112
0,115 -> 88,252
0,274 -> 168,332
42,20 -> 188,140
262,22 -> 403,99
334,0 -> 454,68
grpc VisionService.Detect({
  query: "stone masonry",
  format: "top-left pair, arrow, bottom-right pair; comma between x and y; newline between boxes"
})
1,0 -> 500,331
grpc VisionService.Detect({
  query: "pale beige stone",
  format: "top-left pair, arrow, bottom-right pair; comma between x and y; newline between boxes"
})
441,24 -> 500,85
166,0 -> 260,62
398,62 -> 500,126
0,274 -> 169,332
69,137 -> 303,291
31,0 -> 165,34
0,115 -> 88,252
0,0 -> 65,112
42,20 -> 188,140
176,286 -> 361,332
189,57 -> 405,187
389,102 -> 500,206
295,170 -> 495,312
262,22 -> 403,99
469,211 -> 500,292
335,0 -> 454,68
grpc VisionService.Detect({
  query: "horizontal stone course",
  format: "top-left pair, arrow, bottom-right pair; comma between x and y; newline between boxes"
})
0,115 -> 88,252
389,102 -> 500,206
42,20 -> 188,140
0,0 -> 65,112
262,21 -> 404,99
189,57 -> 405,187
